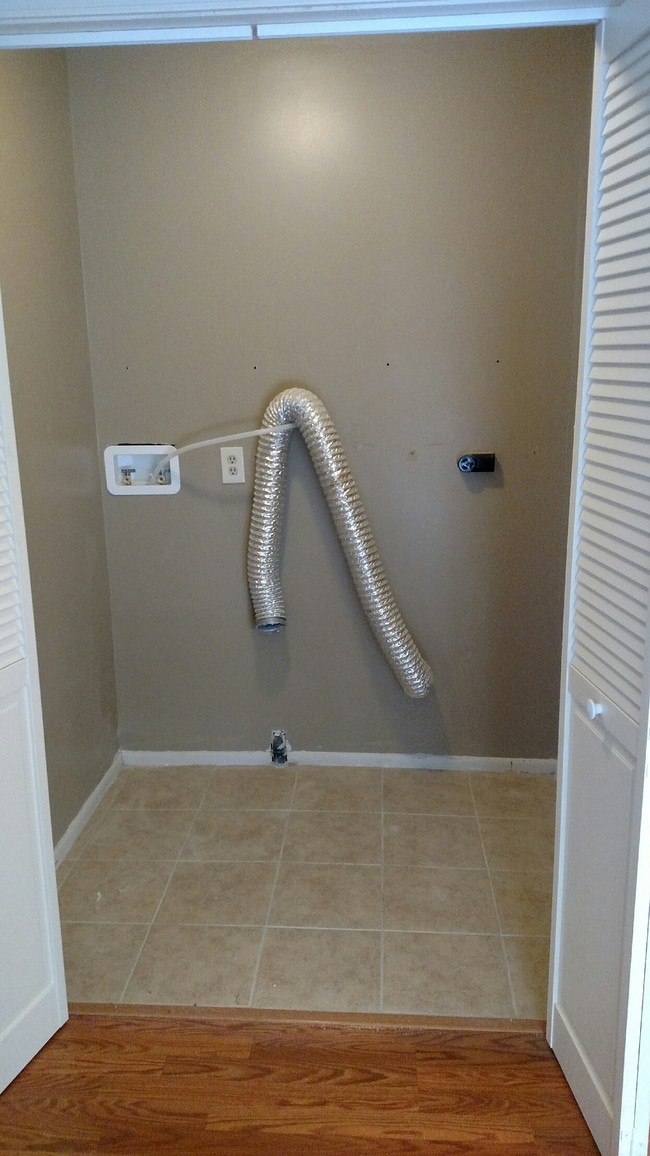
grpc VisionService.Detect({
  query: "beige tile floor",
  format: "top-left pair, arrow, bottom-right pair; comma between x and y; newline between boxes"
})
57,765 -> 556,1018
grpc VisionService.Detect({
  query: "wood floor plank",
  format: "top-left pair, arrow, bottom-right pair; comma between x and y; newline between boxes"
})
0,1013 -> 600,1154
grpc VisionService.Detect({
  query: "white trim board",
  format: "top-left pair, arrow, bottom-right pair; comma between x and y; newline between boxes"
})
0,9 -> 607,46
53,750 -> 123,866
121,749 -> 557,773
256,8 -> 606,36
0,0 -> 613,47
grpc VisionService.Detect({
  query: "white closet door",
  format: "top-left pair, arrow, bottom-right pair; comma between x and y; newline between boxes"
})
549,13 -> 650,1156
0,290 -> 67,1093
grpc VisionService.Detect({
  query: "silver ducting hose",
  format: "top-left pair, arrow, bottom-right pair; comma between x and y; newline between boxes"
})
247,387 -> 433,699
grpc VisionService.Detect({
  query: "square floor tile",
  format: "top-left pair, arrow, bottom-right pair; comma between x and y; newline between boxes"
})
269,863 -> 382,929
112,766 -> 212,810
58,858 -> 174,923
383,814 -> 484,868
470,772 -> 556,820
202,767 -> 296,810
253,928 -> 381,1011
155,861 -> 276,925
79,809 -> 196,861
56,859 -> 75,889
123,924 -> 263,1007
63,777 -> 123,854
479,816 -> 555,872
62,922 -> 149,1002
383,866 -> 498,934
67,806 -> 113,859
60,763 -> 557,1022
383,932 -> 514,1017
383,770 -> 473,815
293,767 -> 382,812
182,810 -> 288,861
491,871 -> 553,936
282,810 -> 381,864
94,777 -> 123,810
503,936 -> 550,1018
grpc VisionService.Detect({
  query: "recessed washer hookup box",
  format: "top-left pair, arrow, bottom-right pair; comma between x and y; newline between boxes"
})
104,444 -> 181,495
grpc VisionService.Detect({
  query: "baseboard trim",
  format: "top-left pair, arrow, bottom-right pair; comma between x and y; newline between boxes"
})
121,749 -> 556,774
54,750 -> 123,866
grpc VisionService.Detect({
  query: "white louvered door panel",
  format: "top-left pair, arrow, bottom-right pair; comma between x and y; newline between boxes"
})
573,45 -> 650,721
0,286 -> 66,1092
550,17 -> 650,1156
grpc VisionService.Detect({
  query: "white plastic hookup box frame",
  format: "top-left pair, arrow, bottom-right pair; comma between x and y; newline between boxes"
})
103,444 -> 181,495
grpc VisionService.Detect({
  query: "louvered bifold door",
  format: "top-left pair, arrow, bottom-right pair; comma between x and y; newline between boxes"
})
0,293 -> 66,1093
575,29 -> 650,725
550,25 -> 650,1156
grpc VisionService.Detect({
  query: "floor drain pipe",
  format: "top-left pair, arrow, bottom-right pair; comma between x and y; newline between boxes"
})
246,387 -> 432,699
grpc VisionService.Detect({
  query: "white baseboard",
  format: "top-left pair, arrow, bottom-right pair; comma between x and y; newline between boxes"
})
122,750 -> 273,767
54,750 -> 123,866
121,749 -> 556,774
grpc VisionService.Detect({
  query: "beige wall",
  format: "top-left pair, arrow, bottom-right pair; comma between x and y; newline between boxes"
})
0,50 -> 118,841
68,29 -> 593,757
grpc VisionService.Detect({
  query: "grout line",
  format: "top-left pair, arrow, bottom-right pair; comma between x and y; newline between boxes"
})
291,808 -> 382,815
187,805 -> 308,813
71,854 -> 496,870
248,767 -> 299,1009
62,918 -> 527,937
266,861 -> 382,872
61,918 -> 151,928
128,920 -> 267,929
468,773 -> 518,1018
74,919 -> 268,929
265,923 -> 383,933
115,765 -> 217,1004
264,924 -> 500,935
151,855 -> 378,865
116,922 -> 155,1004
282,807 -> 477,817
501,933 -> 550,940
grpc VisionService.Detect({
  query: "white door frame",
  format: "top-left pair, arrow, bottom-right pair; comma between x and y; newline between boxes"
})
0,5 -> 647,1153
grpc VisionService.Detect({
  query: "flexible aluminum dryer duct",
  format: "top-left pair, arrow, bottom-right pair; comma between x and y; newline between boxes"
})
247,387 -> 433,699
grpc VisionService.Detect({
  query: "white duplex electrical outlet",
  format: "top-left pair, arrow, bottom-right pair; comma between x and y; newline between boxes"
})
220,446 -> 245,484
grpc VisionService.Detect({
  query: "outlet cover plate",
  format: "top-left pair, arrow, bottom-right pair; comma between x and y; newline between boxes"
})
220,445 -> 245,484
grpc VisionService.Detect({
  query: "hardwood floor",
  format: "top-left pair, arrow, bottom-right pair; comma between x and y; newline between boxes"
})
0,1009 -> 599,1154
